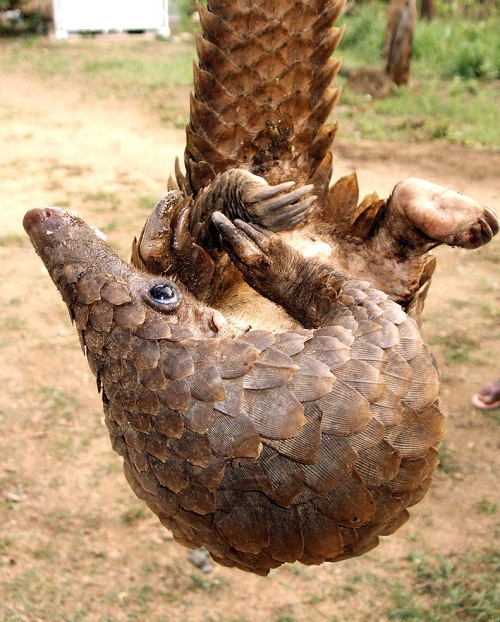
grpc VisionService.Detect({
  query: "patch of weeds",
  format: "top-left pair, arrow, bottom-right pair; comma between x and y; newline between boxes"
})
161,102 -> 189,128
0,537 -> 13,550
40,386 -> 80,424
121,505 -> 148,525
189,572 -> 225,595
83,189 -> 121,212
137,195 -> 159,211
428,330 -> 480,364
0,233 -> 30,247
32,541 -> 59,562
43,509 -> 72,527
437,442 -> 462,476
100,218 -> 119,233
447,298 -> 474,311
388,552 -> 500,621
0,315 -> 26,331
274,609 -> 297,622
474,497 -> 498,515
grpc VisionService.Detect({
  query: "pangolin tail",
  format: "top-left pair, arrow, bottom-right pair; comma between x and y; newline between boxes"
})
181,0 -> 346,205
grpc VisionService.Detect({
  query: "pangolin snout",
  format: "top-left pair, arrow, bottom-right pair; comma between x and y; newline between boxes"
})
23,207 -> 68,241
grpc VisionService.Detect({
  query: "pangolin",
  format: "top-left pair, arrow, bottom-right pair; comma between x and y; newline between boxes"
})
23,0 -> 498,576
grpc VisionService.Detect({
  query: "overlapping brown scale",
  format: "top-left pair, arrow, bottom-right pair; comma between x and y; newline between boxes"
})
181,398 -> 214,434
383,349 -> 412,398
113,300 -> 146,328
314,471 -> 375,527
74,271 -> 107,304
385,447 -> 439,494
195,34 -> 238,84
394,318 -> 424,360
99,356 -> 124,384
188,458 -> 226,492
184,362 -> 225,402
285,353 -> 334,402
403,354 -> 440,410
105,325 -> 133,359
347,417 -> 386,452
84,327 -> 105,355
132,316 -> 172,340
176,480 -> 216,515
72,303 -> 89,330
303,435 -> 358,494
150,406 -> 184,438
265,505 -> 304,562
213,376 -> 243,416
264,401 -> 322,464
214,503 -> 271,554
370,387 -> 404,428
127,444 -> 149,475
334,358 -> 385,403
139,367 -> 167,391
136,387 -> 160,416
197,4 -> 242,50
100,280 -> 131,305
386,404 -> 445,460
87,300 -> 114,332
238,329 -> 275,351
122,421 -> 146,452
355,440 -> 401,487
128,337 -> 160,370
224,8 -> 270,33
272,331 -> 310,356
158,346 -> 193,383
127,408 -> 152,434
259,445 -> 305,506
207,410 -> 262,458
168,429 -> 212,468
242,385 -> 305,440
303,334 -> 351,370
318,379 -> 372,436
149,453 -> 189,493
219,458 -> 270,492
297,505 -> 343,561
242,347 -> 299,390
351,341 -> 387,372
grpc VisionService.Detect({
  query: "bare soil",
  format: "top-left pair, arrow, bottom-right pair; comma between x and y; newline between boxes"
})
0,72 -> 499,622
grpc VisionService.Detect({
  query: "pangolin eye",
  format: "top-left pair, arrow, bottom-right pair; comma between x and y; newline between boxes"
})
145,279 -> 182,310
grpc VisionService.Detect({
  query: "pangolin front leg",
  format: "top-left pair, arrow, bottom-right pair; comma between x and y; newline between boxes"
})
132,168 -> 315,303
213,212 -> 383,330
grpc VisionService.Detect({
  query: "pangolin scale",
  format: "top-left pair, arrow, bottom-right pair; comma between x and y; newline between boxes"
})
24,0 -> 497,575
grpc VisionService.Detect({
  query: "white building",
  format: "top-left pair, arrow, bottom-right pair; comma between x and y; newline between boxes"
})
52,0 -> 172,39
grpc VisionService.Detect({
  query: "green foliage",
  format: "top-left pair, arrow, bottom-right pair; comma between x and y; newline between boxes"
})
387,552 -> 500,621
0,0 -> 48,36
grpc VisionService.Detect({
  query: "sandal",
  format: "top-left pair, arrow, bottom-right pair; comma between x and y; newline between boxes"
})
471,379 -> 500,411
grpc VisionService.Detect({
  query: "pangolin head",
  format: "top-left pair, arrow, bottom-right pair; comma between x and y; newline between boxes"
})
23,207 -> 227,340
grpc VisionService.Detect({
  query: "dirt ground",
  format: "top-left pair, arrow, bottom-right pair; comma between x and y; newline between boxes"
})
0,70 -> 499,621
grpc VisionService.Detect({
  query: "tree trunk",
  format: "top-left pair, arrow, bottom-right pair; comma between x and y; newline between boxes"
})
420,0 -> 435,21
383,0 -> 417,86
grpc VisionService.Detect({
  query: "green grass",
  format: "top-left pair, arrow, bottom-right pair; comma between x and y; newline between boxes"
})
334,4 -> 500,148
1,5 -> 499,148
387,552 -> 500,621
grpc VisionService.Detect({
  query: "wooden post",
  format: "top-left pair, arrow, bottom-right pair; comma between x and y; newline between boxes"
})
383,0 -> 417,86
420,0 -> 435,21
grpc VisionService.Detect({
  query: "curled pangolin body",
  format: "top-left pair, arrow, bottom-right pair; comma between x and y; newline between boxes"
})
24,207 -> 444,575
